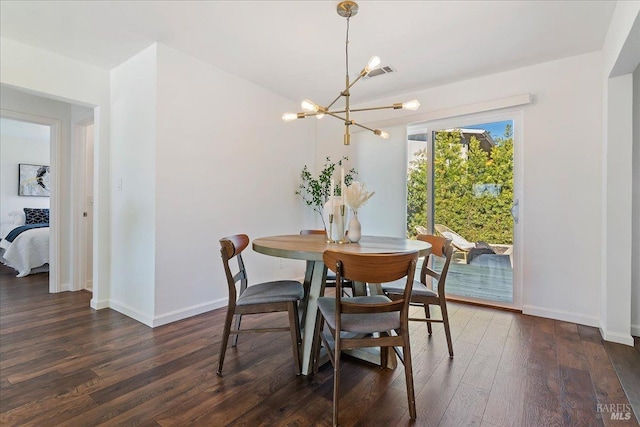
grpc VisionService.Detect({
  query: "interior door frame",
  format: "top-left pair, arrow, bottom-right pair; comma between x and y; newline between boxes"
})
408,109 -> 524,310
1,108 -> 61,293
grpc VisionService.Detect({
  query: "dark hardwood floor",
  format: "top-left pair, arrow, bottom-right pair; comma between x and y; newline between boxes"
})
1,263 -> 638,426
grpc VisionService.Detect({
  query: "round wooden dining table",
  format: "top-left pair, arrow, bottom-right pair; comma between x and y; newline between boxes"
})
253,234 -> 431,375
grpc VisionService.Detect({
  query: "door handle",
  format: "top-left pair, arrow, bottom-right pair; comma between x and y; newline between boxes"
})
511,199 -> 519,224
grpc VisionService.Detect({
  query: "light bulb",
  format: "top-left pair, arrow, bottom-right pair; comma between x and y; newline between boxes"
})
402,100 -> 420,110
282,113 -> 298,122
316,113 -> 325,119
374,129 -> 390,139
365,56 -> 381,73
301,99 -> 319,112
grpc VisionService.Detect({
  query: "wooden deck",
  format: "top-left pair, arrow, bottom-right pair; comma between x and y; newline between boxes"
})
432,254 -> 513,303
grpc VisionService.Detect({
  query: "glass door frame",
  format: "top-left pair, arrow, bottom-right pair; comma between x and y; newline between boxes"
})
407,109 -> 523,311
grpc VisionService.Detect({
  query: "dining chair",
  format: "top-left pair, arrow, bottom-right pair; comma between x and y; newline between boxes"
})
300,229 -> 352,296
312,249 -> 420,426
218,234 -> 304,376
382,234 -> 455,358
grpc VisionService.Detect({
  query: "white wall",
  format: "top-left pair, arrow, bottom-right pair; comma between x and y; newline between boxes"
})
110,44 -> 158,323
0,118 -> 50,224
319,52 -> 604,327
108,43 -> 315,326
353,124 -> 408,238
0,38 -> 111,307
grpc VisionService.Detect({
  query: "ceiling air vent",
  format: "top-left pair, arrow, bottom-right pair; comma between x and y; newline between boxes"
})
364,65 -> 396,79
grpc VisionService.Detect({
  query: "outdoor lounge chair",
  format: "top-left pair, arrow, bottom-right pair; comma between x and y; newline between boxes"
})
433,224 -> 477,263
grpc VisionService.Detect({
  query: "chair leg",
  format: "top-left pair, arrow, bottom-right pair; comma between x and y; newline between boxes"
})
424,304 -> 433,335
232,313 -> 242,347
288,302 -> 302,375
217,306 -> 235,375
311,310 -> 324,375
402,332 -> 417,419
440,300 -> 454,358
333,333 -> 341,427
379,332 -> 389,369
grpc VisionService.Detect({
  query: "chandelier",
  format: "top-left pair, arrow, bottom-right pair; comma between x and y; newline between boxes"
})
282,1 -> 420,145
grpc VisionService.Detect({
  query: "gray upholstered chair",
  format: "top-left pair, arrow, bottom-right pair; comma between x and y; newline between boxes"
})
312,250 -> 420,426
383,234 -> 455,357
217,234 -> 304,376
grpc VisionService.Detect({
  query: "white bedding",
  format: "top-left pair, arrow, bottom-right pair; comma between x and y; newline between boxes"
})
0,227 -> 49,277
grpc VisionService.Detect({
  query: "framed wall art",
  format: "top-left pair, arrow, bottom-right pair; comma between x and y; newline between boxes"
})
19,164 -> 51,197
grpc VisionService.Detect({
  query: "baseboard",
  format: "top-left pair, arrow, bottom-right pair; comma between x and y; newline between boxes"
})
91,297 -> 229,327
59,281 -> 72,292
631,323 -> 640,337
90,298 -> 110,310
151,298 -> 228,327
599,327 -> 635,346
522,305 -> 599,327
108,299 -> 154,327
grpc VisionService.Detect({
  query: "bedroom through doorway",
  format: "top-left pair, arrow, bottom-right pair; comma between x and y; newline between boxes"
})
0,115 -> 53,283
1,86 -> 95,294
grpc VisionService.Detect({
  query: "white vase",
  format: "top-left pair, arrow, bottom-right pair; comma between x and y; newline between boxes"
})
348,211 -> 361,242
323,196 -> 347,242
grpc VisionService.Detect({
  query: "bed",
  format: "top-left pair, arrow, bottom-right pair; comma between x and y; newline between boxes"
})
0,209 -> 50,277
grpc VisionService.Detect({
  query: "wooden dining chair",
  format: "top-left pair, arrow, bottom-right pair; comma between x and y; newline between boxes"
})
312,250 -> 420,426
300,229 -> 352,296
218,234 -> 304,376
382,234 -> 455,358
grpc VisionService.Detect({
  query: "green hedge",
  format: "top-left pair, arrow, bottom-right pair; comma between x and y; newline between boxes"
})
407,130 -> 513,245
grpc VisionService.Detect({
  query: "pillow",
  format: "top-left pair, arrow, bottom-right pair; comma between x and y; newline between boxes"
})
24,208 -> 49,225
8,211 -> 25,226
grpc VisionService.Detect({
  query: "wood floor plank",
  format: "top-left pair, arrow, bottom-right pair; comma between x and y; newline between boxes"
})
604,341 -> 640,421
412,340 -> 479,426
1,264 -> 638,426
438,382 -> 490,426
558,365 -> 604,427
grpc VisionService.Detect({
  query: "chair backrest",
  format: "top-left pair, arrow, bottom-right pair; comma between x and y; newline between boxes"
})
219,234 -> 250,303
433,224 -> 451,237
416,234 -> 453,297
300,229 -> 326,235
323,250 -> 418,320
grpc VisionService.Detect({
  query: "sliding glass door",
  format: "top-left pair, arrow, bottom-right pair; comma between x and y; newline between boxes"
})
407,116 -> 520,308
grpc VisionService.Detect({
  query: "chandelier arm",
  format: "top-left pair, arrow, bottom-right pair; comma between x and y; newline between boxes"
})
351,121 -> 378,134
327,92 -> 345,110
326,70 -> 365,110
324,111 -> 349,122
347,73 -> 365,91
349,104 -> 399,113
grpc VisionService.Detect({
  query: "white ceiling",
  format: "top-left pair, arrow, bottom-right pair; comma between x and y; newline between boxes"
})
0,1 -> 616,104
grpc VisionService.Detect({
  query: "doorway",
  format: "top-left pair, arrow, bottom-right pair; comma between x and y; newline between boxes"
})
1,86 -> 95,294
0,109 -> 60,292
407,112 -> 522,310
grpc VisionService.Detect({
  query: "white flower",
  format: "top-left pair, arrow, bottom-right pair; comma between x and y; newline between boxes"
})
344,181 -> 375,212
